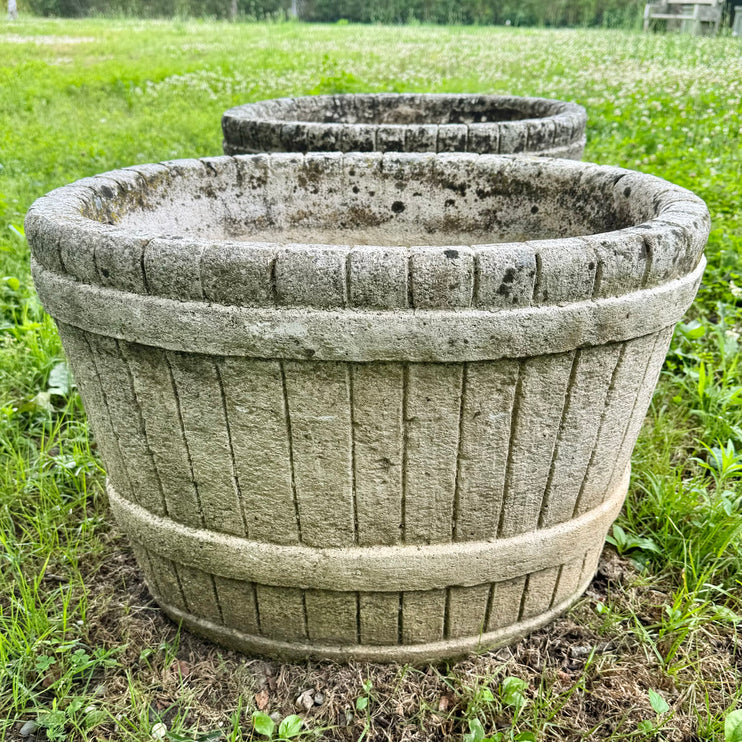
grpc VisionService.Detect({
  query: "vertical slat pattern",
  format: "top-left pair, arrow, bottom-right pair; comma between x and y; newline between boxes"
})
352,364 -> 404,546
402,590 -> 446,644
499,352 -> 575,537
305,591 -> 358,644
168,352 -> 246,537
520,566 -> 561,620
55,323 -> 132,502
579,545 -> 603,587
455,360 -> 520,541
60,319 -> 651,654
552,556 -> 587,607
404,364 -> 464,544
219,358 -> 299,544
446,585 -> 491,638
130,541 -> 161,596
177,564 -> 222,624
486,576 -> 527,631
145,551 -> 187,612
576,333 -> 660,515
605,327 -> 674,497
256,586 -> 307,641
539,345 -> 623,528
213,577 -> 260,635
125,343 -> 203,528
283,361 -> 355,548
359,593 -> 400,646
86,333 -> 166,516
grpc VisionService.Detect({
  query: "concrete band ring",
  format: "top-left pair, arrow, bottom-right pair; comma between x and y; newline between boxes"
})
33,257 -> 705,362
108,466 -> 627,594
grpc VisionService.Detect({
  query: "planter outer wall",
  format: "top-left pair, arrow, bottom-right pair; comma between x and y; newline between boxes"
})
26,153 -> 709,662
222,94 -> 587,159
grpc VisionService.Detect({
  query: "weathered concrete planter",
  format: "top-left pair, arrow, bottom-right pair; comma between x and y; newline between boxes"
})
222,94 -> 587,158
26,153 -> 708,662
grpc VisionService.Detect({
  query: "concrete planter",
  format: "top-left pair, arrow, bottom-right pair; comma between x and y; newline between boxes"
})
26,153 -> 708,662
222,94 -> 587,158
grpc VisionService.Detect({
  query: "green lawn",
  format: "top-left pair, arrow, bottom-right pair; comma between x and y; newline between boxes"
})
1,17 -> 742,742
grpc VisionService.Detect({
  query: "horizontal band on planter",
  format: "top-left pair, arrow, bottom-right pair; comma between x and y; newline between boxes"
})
109,468 -> 626,593
153,575 -> 593,663
35,259 -> 704,362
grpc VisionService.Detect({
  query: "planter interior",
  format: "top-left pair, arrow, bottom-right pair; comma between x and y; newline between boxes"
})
106,155 -> 638,246
233,94 -> 574,125
26,153 -> 709,662
222,94 -> 587,158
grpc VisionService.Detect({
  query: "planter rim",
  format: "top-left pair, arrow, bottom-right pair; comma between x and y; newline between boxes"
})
221,93 -> 587,156
26,153 -> 709,360
223,93 -> 586,125
26,154 -> 709,316
224,93 -> 585,118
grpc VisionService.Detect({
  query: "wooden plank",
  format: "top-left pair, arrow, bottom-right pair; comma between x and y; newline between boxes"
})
125,343 -> 202,529
576,333 -> 659,515
256,585 -> 307,641
213,576 -> 260,635
283,362 -> 355,548
455,360 -> 519,541
352,364 -> 404,546
605,328 -> 674,498
446,585 -> 491,639
177,564 -> 222,624
539,345 -> 622,528
218,358 -> 299,544
552,556 -> 587,607
580,545 -> 603,588
55,323 -> 132,503
305,591 -> 358,644
404,364 -> 464,544
402,590 -> 446,644
359,593 -> 400,646
499,352 -> 575,537
486,576 -> 526,631
145,551 -> 187,612
168,353 -> 246,537
521,566 -> 561,620
86,334 -> 166,516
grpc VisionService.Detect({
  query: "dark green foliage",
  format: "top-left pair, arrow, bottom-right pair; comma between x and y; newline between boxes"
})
301,0 -> 643,26
24,0 -> 289,20
21,0 -> 644,26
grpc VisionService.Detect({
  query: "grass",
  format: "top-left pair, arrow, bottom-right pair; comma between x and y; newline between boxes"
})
1,15 -> 742,742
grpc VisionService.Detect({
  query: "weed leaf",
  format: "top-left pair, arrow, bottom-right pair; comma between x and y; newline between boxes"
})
501,676 -> 528,711
464,717 -> 485,742
278,715 -> 303,739
47,360 -> 72,396
649,689 -> 670,715
252,710 -> 275,738
726,710 -> 742,742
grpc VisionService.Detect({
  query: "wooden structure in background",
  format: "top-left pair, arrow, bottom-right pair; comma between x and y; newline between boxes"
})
644,0 -> 724,33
